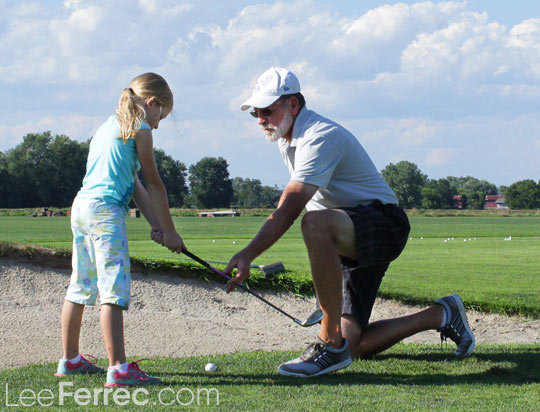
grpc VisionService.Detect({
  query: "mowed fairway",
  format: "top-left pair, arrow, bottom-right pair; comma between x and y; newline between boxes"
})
0,215 -> 539,316
1,345 -> 540,411
1,215 -> 540,411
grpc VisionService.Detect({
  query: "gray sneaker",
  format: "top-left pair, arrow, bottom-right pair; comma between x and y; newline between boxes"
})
277,337 -> 352,378
435,294 -> 476,358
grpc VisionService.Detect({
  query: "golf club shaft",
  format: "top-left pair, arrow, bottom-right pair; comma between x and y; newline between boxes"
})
181,249 -> 299,323
182,258 -> 261,269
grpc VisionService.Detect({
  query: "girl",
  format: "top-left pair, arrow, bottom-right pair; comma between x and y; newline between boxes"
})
55,73 -> 185,386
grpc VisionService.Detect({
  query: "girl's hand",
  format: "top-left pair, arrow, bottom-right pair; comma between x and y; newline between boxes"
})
150,226 -> 164,245
163,230 -> 186,254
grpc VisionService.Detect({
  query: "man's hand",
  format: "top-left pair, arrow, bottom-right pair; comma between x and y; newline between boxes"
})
224,250 -> 253,293
224,181 -> 318,292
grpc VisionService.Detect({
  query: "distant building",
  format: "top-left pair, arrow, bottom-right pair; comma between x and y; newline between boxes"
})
198,210 -> 240,217
485,195 -> 508,209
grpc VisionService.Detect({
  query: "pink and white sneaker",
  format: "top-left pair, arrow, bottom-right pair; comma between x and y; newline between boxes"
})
54,354 -> 104,376
105,360 -> 161,387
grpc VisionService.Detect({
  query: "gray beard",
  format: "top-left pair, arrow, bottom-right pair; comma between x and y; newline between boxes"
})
265,110 -> 293,142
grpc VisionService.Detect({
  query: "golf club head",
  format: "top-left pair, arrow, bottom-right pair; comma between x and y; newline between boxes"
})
296,308 -> 323,327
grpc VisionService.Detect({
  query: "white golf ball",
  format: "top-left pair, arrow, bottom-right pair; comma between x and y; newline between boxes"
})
212,240 -> 216,243
205,362 -> 217,372
232,241 -> 236,245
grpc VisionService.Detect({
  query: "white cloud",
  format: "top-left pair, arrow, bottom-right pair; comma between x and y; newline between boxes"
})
426,148 -> 454,166
507,18 -> 540,49
138,0 -> 158,14
332,2 -> 466,57
396,118 -> 437,146
2,114 -> 102,145
349,117 -> 436,146
49,6 -> 102,57
0,0 -> 539,187
139,0 -> 193,17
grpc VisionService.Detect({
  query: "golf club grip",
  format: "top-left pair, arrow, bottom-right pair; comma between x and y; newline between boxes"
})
181,249 -> 297,322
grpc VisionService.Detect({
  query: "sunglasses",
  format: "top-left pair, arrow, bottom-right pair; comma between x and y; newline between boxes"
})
249,97 -> 289,118
250,107 -> 275,118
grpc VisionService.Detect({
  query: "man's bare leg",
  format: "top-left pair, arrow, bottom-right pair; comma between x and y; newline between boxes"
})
301,209 -> 358,348
342,305 -> 444,358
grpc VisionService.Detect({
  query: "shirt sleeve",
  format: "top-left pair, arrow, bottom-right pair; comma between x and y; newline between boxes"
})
140,121 -> 151,131
291,133 -> 342,189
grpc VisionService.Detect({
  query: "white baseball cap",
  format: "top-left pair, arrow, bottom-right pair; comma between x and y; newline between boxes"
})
240,67 -> 301,111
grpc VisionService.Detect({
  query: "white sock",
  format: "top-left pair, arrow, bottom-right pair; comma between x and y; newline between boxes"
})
440,310 -> 447,328
68,354 -> 81,363
109,362 -> 129,373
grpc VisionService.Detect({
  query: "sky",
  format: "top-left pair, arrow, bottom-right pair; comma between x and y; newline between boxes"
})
1,0 -> 539,189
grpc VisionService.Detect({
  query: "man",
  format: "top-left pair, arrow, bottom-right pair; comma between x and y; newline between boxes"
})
225,67 -> 475,378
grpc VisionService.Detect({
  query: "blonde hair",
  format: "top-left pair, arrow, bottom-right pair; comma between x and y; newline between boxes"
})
116,73 -> 173,142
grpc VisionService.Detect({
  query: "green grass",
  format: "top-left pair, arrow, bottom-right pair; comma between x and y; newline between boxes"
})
1,345 -> 540,411
1,215 -> 540,410
1,215 -> 539,316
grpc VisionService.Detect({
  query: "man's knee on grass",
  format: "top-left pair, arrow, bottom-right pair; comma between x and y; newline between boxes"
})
342,315 -> 364,359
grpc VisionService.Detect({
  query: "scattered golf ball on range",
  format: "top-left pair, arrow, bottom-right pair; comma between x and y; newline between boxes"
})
205,362 -> 217,372
212,240 -> 216,243
232,241 -> 236,244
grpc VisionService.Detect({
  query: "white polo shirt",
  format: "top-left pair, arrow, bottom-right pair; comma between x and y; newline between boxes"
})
278,106 -> 398,211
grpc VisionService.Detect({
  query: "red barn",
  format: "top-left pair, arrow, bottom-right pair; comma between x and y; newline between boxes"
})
485,195 -> 508,209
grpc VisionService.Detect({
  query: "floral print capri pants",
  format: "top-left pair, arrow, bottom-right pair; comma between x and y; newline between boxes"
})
65,197 -> 131,309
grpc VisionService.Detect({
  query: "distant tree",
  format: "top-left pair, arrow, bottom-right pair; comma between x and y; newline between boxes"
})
231,177 -> 243,206
505,180 -> 540,209
188,157 -> 233,208
435,178 -> 456,209
4,132 -> 52,207
260,184 -> 282,208
446,176 -> 498,209
421,187 -> 441,209
0,152 -> 11,208
421,178 -> 456,209
48,135 -> 89,207
2,132 -> 88,208
138,149 -> 188,207
232,177 -> 263,207
232,177 -> 282,208
381,161 -> 427,209
499,185 -> 508,196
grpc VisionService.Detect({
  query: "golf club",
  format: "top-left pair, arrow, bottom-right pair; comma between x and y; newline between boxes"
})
182,248 -> 323,327
180,258 -> 286,277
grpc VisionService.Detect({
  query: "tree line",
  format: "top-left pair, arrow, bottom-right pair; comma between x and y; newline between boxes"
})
0,132 -> 538,210
0,132 -> 281,209
381,161 -> 540,210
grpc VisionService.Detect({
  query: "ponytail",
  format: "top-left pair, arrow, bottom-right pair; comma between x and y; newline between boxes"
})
115,73 -> 174,142
116,87 -> 145,142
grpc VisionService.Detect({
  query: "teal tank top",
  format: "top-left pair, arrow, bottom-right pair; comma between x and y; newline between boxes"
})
76,115 -> 151,211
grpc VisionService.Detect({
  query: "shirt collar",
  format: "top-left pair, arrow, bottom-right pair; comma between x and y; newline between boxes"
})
286,105 -> 308,148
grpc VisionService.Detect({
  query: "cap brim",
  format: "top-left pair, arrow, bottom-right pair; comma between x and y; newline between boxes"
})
240,94 -> 281,111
